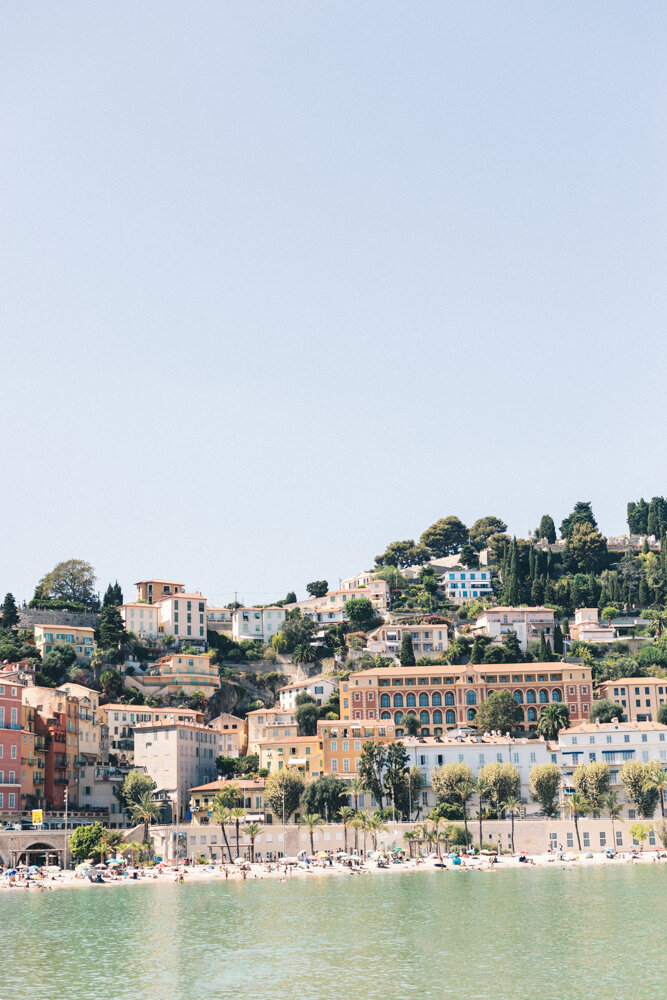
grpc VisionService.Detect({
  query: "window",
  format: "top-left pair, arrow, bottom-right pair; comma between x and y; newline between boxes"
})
466,691 -> 477,706
419,693 -> 429,707
566,833 -> 574,848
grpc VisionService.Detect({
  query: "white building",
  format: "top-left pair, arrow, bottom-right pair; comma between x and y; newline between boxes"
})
558,719 -> 667,821
403,733 -> 552,815
158,592 -> 207,644
441,568 -> 493,604
292,580 -> 390,619
133,720 -> 222,823
231,606 -> 286,643
119,602 -> 160,639
472,607 -> 556,652
367,622 -> 449,659
569,608 -> 616,643
246,707 -> 297,754
206,607 -> 233,635
278,675 -> 337,711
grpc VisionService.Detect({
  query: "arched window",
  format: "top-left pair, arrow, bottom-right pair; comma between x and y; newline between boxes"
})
419,693 -> 429,707
434,727 -> 443,736
526,690 -> 536,704
433,710 -> 443,724
552,689 -> 562,702
380,694 -> 390,708
445,692 -> 455,706
420,711 -> 429,725
380,711 -> 391,720
446,710 -> 456,725
394,711 -> 403,724
432,692 -> 442,706
527,707 -> 537,722
406,693 -> 416,707
539,689 -> 549,704
467,708 -> 476,722
513,690 -> 523,704
393,693 -> 404,708
466,691 -> 477,706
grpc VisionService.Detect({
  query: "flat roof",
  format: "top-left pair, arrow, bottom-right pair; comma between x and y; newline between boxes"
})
34,624 -> 95,633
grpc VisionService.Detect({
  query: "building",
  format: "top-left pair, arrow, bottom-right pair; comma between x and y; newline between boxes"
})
57,683 -> 101,763
294,580 -> 390,620
209,713 -> 248,757
558,720 -> 667,820
134,579 -> 185,604
78,762 -> 148,828
246,707 -> 297,754
340,662 -> 593,733
259,734 -> 323,777
126,653 -> 219,699
133,720 -> 222,823
367,622 -> 449,660
33,623 -> 95,661
319,719 -> 398,782
404,733 -> 552,815
23,687 -> 80,807
206,607 -> 233,635
597,677 -> 667,723
119,602 -> 160,639
0,678 -> 23,818
102,704 -> 205,761
231,606 -> 286,644
188,778 -> 268,826
157,593 -> 207,644
472,607 -> 556,652
569,608 -> 616,643
20,703 -> 41,812
441,568 -> 493,604
278,675 -> 337,711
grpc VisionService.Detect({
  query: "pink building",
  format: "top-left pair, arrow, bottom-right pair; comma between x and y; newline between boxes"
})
0,677 -> 23,817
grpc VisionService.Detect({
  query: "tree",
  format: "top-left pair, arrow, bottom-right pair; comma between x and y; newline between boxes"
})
36,559 -> 97,606
404,713 -> 420,737
99,828 -> 125,864
641,608 -> 667,638
229,806 -> 246,859
560,502 -> 597,541
373,566 -> 408,590
295,702 -> 319,737
536,703 -> 570,741
299,813 -> 324,854
572,761 -> 610,816
562,792 -> 590,850
306,580 -> 328,598
216,754 -> 259,779
129,790 -> 162,843
606,792 -> 623,847
301,775 -> 349,822
126,840 -> 144,866
620,760 -> 659,818
400,634 -> 415,666
600,606 -> 619,625
383,742 -> 410,817
244,823 -> 262,862
37,646 -> 76,687
1,593 -> 19,630
69,822 -> 103,862
568,522 -> 608,573
473,691 -> 523,734
278,609 -> 317,653
407,766 -> 424,821
629,822 -> 653,849
475,775 -> 489,848
658,704 -> 667,726
358,741 -> 388,809
501,631 -> 523,663
100,669 -> 124,701
343,597 -> 375,628
99,605 -> 126,649
431,762 -> 475,808
478,762 -> 520,815
375,540 -> 430,569
211,798 -> 234,862
536,516 -> 557,544
502,796 -> 521,853
645,762 -> 667,819
103,582 -> 123,606
529,763 -> 561,817
264,770 -> 306,822
420,517 -> 468,558
469,516 -> 507,552
117,770 -> 155,814
627,498 -> 650,535
589,700 -> 625,724
338,806 -> 354,852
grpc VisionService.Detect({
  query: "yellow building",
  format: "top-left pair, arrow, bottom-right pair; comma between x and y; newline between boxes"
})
127,653 -> 219,699
259,734 -> 323,777
246,707 -> 297,754
188,778 -> 268,825
33,624 -> 96,660
210,713 -> 248,756
20,704 -> 39,811
57,683 -> 101,763
134,579 -> 185,604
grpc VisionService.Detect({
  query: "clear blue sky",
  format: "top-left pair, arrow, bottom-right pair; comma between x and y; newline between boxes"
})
2,2 -> 666,607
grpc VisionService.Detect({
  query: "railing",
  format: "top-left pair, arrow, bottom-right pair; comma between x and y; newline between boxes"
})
0,723 -> 23,731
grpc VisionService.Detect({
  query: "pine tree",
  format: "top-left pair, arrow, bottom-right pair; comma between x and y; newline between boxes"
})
639,576 -> 650,608
553,623 -> 563,655
528,546 -> 535,579
399,633 -> 415,666
112,582 -> 123,604
531,575 -> 544,605
538,631 -> 549,662
99,605 -> 126,649
1,593 -> 19,630
505,538 -> 522,606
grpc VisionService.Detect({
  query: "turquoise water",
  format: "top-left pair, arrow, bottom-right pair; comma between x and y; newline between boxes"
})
2,867 -> 664,999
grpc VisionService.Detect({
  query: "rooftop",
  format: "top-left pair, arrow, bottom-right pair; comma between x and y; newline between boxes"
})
189,778 -> 266,793
565,720 -> 667,734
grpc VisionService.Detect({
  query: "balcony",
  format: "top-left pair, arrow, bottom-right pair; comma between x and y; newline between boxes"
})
0,723 -> 23,731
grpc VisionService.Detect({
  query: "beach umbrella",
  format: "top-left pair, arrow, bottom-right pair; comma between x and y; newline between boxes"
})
2,869 -> 18,877
94,863 -> 107,869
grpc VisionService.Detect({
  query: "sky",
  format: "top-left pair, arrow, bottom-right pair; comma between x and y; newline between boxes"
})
2,2 -> 667,607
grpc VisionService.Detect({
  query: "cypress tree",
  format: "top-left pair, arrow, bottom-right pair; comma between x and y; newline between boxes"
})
531,575 -> 544,605
399,633 -> 415,666
506,538 -> 522,606
553,622 -> 563,655
99,605 -> 126,649
528,546 -> 535,579
1,593 -> 19,630
639,576 -> 650,608
538,631 -> 549,662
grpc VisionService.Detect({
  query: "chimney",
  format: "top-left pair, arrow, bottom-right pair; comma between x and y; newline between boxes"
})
595,718 -> 600,727
611,717 -> 619,724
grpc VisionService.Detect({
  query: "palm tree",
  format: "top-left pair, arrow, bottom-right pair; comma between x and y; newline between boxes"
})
429,814 -> 446,858
299,813 -> 324,854
643,609 -> 667,638
229,807 -> 246,859
645,762 -> 667,818
244,823 -> 262,863
355,810 -> 371,858
403,829 -> 417,858
455,780 -> 474,849
501,797 -> 521,854
339,806 -> 355,853
536,703 -> 570,741
475,775 -> 490,849
130,790 -> 162,845
127,840 -> 143,866
606,791 -> 623,848
211,795 -> 234,862
89,649 -> 105,688
99,828 -> 124,864
418,821 -> 434,855
368,813 -> 389,851
341,777 -> 366,851
563,791 -> 590,851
